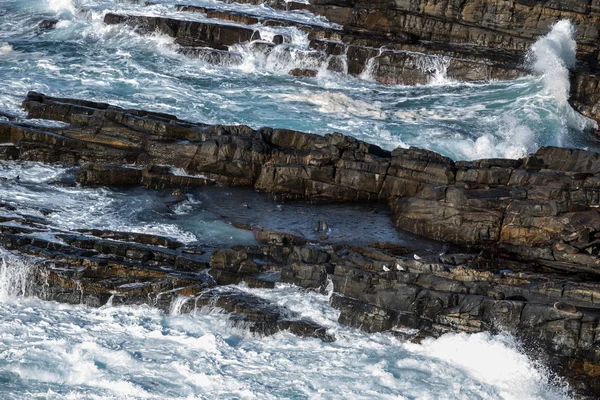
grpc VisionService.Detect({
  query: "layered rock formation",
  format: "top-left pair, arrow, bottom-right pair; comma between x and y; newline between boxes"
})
0,92 -> 599,395
298,0 -> 600,119
8,92 -> 600,275
100,1 -> 526,86
94,0 -> 600,120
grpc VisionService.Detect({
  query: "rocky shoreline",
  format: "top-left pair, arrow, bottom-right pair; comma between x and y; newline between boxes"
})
76,0 -> 599,121
0,91 -> 599,396
3,0 -> 600,396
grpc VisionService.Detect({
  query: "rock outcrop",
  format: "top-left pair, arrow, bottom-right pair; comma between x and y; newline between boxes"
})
5,92 -> 600,276
2,93 -> 600,394
102,2 -> 526,86
105,0 -> 600,119
296,0 -> 600,120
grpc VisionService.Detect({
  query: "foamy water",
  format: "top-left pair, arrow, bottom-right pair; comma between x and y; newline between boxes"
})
0,2 -> 593,398
0,156 -> 576,400
0,0 -> 597,160
0,251 -> 572,400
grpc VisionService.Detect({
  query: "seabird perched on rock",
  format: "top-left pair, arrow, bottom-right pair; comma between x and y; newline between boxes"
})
314,217 -> 328,233
439,243 -> 449,256
413,254 -> 421,260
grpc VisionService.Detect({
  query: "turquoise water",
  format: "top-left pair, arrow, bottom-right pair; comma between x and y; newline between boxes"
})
0,0 -> 597,161
0,1 -> 591,398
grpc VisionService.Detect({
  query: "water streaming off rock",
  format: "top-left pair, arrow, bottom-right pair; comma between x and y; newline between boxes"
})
0,0 -> 597,161
0,0 -> 592,398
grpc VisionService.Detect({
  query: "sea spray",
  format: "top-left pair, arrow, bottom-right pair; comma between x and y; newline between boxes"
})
0,43 -> 13,56
359,48 -> 382,81
416,54 -> 453,85
528,20 -> 576,107
448,19 -> 597,160
527,19 -> 596,131
46,0 -> 76,16
0,250 -> 34,300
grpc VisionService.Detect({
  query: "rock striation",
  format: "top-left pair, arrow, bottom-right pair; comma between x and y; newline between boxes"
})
296,0 -> 600,121
78,0 -> 600,120
104,0 -> 600,120
5,92 -> 600,276
0,92 -> 600,394
102,3 -> 526,85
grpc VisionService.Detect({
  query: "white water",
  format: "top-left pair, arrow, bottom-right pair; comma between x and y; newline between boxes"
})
0,2 -> 593,398
0,157 -> 576,399
0,1 -> 597,161
0,161 -> 577,399
0,252 -> 572,399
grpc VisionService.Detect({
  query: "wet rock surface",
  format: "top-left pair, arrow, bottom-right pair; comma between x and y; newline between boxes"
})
104,0 -> 528,85
2,93 -> 600,395
100,0 -> 600,119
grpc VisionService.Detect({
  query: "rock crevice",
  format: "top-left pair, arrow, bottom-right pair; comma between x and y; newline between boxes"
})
1,92 -> 600,394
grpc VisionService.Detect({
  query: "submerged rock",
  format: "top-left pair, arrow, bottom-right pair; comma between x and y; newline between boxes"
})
37,19 -> 58,30
289,68 -> 318,77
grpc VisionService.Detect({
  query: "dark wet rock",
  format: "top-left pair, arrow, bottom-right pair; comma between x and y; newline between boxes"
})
177,5 -> 261,26
288,68 -> 318,77
103,13 -> 260,51
76,163 -> 142,187
313,218 -> 328,233
75,228 -> 184,249
281,263 -> 332,290
207,268 -> 276,289
76,163 -> 215,189
37,19 -> 59,30
554,301 -> 578,314
272,34 -> 287,45
251,228 -> 307,246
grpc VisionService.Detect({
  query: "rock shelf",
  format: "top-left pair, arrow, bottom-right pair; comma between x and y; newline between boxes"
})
0,92 -> 599,395
96,0 -> 600,119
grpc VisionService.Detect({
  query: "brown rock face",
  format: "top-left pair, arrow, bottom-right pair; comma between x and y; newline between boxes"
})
104,13 -> 260,50
300,0 -> 600,119
4,92 -> 600,277
3,92 -> 600,394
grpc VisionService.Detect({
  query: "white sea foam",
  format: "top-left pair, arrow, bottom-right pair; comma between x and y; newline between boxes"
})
0,42 -> 13,56
359,49 -> 383,81
527,19 -> 597,131
0,276 -> 571,400
416,55 -> 454,85
441,115 -> 537,160
528,20 -> 576,107
0,250 -> 33,300
46,0 -> 76,15
274,91 -> 387,119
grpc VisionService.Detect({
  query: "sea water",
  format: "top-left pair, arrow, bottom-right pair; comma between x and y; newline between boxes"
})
0,0 -> 593,398
0,0 -> 597,161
